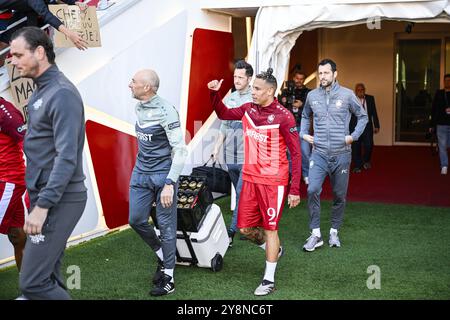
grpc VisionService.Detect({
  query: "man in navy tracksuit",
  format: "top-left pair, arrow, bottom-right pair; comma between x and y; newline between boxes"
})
300,59 -> 368,252
128,69 -> 187,296
10,27 -> 87,299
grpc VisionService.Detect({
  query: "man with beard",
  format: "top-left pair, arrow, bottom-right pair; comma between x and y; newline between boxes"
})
211,60 -> 253,247
10,26 -> 87,299
300,59 -> 367,251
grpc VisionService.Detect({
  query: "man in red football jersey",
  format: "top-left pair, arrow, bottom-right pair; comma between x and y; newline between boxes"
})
208,68 -> 301,296
0,96 -> 27,271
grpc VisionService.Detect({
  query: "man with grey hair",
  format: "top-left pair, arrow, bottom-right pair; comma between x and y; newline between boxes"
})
128,69 -> 187,296
350,83 -> 380,173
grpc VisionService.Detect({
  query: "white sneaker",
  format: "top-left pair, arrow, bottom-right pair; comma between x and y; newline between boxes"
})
304,177 -> 309,185
329,231 -> 341,248
303,234 -> 323,252
15,295 -> 29,300
254,280 -> 275,296
441,167 -> 448,175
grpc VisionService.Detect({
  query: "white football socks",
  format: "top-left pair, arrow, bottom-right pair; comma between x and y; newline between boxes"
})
312,228 -> 321,238
263,261 -> 277,283
165,268 -> 174,282
155,248 -> 164,261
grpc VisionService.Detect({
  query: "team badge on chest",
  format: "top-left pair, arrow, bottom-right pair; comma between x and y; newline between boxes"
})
33,98 -> 43,110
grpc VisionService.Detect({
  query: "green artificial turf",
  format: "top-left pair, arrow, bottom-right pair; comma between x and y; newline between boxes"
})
1,198 -> 449,300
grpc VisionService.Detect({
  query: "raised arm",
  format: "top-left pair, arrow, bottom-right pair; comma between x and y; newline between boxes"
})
208,79 -> 247,121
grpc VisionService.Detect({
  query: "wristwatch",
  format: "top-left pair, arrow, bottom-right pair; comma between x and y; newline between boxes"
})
165,178 -> 175,186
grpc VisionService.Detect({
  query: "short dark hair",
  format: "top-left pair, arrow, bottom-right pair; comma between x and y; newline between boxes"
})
235,60 -> 253,77
318,59 -> 337,72
293,70 -> 306,78
11,27 -> 56,64
256,67 -> 277,89
444,74 -> 450,80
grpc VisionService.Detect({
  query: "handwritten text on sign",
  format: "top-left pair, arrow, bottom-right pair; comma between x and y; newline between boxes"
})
49,5 -> 101,47
5,58 -> 36,122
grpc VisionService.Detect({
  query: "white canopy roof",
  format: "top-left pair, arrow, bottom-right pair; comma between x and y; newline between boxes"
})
247,0 -> 450,88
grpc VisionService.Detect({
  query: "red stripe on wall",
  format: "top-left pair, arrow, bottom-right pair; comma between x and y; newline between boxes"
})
86,120 -> 137,229
186,28 -> 234,143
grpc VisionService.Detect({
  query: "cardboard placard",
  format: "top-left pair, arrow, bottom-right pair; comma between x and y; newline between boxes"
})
49,4 -> 101,48
5,58 -> 35,122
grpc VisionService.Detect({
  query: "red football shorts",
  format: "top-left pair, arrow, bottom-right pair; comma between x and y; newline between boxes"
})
0,182 -> 26,234
237,180 -> 288,231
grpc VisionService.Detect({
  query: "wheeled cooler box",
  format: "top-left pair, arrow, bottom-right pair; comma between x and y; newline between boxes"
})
154,203 -> 229,271
151,175 -> 229,271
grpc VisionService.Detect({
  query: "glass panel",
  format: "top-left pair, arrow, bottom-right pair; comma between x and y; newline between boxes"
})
395,39 -> 441,142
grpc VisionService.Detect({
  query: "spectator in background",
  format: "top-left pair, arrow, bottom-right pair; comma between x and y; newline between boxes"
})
0,96 -> 27,272
211,60 -> 253,247
350,83 -> 380,173
0,0 -> 88,50
429,73 -> 450,175
279,70 -> 312,184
